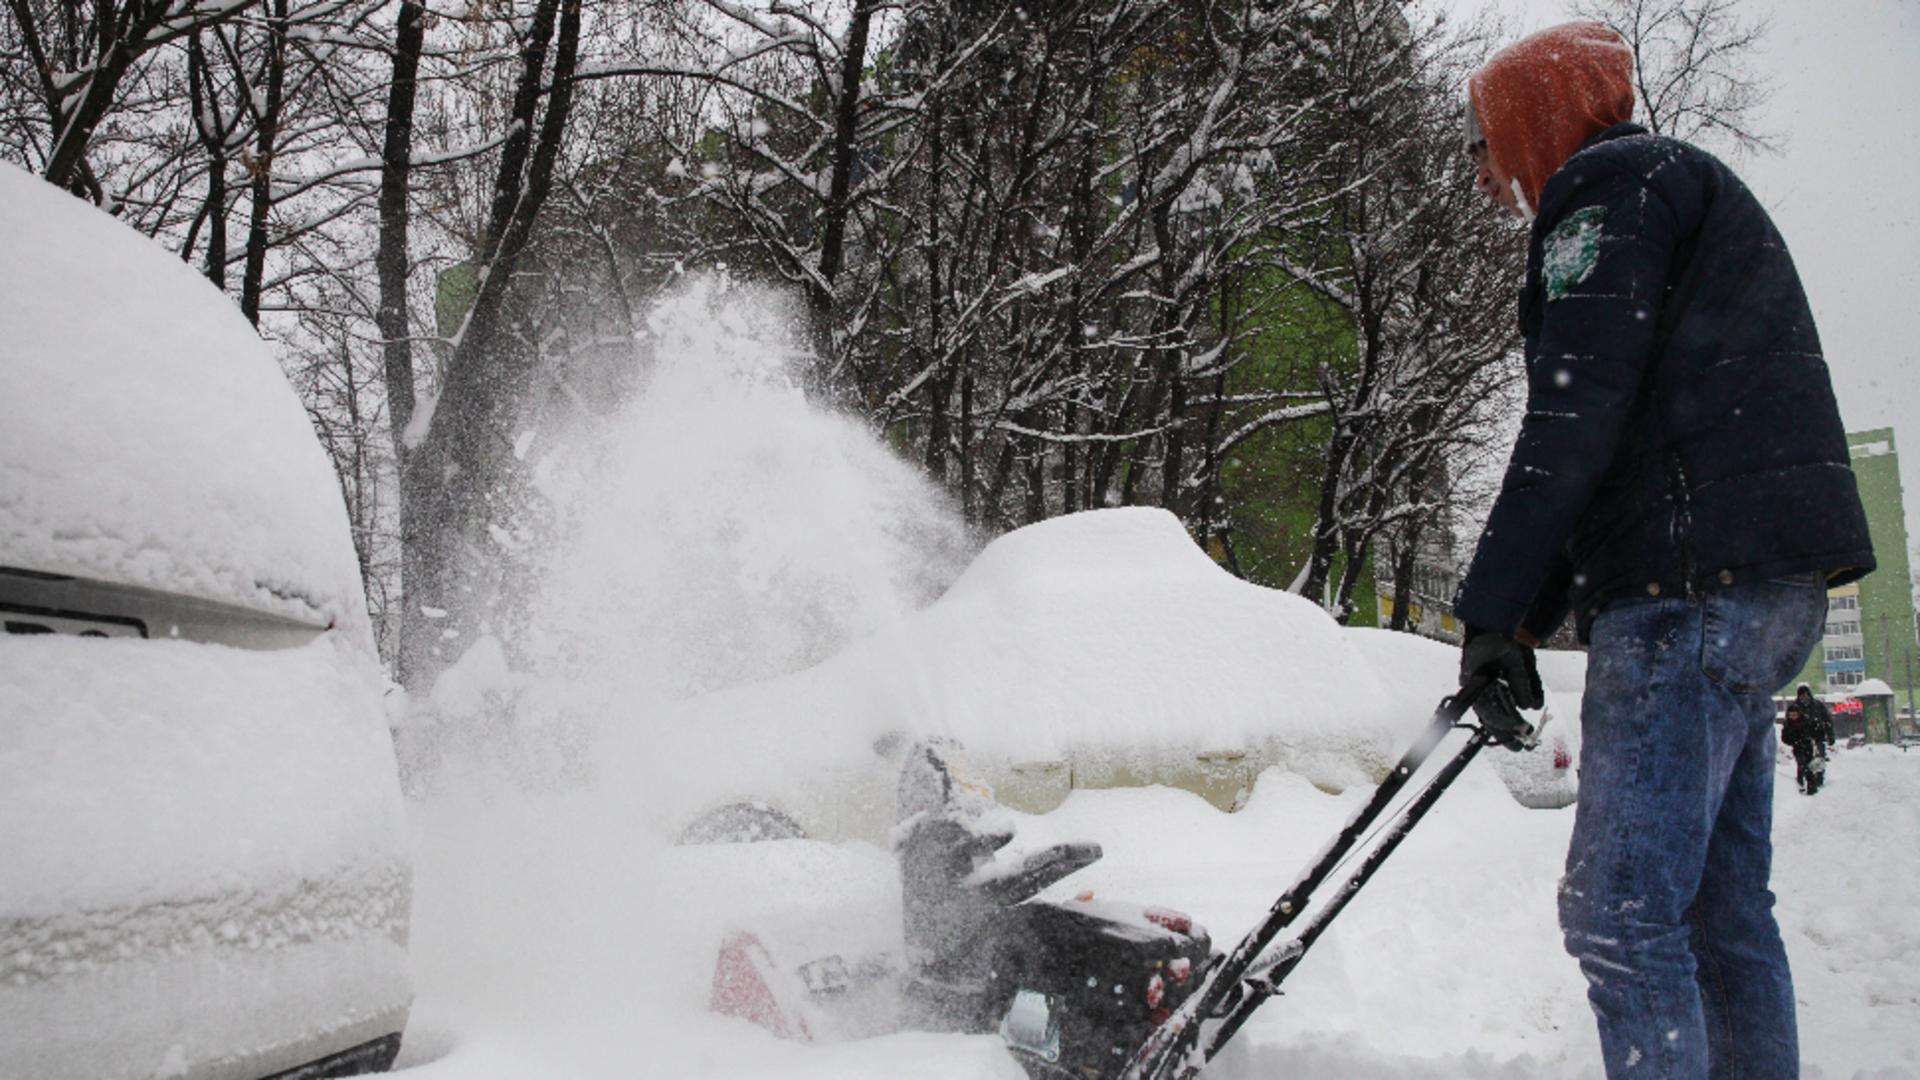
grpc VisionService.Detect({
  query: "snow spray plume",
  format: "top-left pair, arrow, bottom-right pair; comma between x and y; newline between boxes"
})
393,275 -> 971,1067
399,273 -> 973,801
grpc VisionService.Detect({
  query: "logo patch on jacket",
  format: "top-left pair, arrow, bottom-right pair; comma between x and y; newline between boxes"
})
1543,206 -> 1606,301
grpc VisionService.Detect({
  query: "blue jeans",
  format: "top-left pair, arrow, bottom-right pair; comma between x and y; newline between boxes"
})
1561,575 -> 1826,1079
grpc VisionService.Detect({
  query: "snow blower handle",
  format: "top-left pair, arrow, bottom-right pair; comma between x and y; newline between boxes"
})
1439,674 -> 1490,718
1450,674 -> 1537,752
1117,681 -> 1499,1080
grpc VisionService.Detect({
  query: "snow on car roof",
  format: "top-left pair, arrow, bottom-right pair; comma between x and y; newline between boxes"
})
0,162 -> 367,636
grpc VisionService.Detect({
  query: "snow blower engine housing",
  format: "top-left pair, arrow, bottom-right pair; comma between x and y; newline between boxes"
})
896,740 -> 1215,1079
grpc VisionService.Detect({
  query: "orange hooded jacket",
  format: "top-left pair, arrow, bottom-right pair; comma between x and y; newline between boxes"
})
1468,22 -> 1636,213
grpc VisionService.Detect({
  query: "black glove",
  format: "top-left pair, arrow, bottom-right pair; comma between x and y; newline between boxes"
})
1460,629 -> 1544,750
1467,681 -> 1536,750
1460,629 -> 1544,710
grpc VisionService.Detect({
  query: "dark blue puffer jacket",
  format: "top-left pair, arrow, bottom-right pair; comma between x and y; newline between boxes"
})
1455,123 -> 1874,641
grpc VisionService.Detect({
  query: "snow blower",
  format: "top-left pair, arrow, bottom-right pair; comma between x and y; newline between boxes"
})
710,677 -> 1525,1080
708,733 -> 1216,1076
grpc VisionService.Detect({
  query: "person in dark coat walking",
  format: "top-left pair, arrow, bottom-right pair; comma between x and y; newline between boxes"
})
1782,703 -> 1825,795
1451,21 -> 1876,1080
1796,683 -> 1836,751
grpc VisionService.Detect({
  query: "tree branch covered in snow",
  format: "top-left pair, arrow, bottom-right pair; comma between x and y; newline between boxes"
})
1573,0 -> 1776,157
1286,1 -> 1525,622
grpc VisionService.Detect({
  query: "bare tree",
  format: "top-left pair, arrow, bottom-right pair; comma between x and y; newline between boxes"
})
374,0 -> 425,456
1,0 -> 266,197
393,0 -> 587,687
1280,1 -> 1525,620
1572,0 -> 1775,155
856,0 -> 1347,531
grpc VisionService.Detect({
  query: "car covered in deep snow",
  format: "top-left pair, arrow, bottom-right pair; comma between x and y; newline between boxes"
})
607,507 -> 1579,846
0,163 -> 410,1078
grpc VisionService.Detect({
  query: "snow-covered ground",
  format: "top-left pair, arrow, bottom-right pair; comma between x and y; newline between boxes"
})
390,739 -> 1920,1079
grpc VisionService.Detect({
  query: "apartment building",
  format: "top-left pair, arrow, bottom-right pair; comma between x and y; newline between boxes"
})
1792,428 -> 1918,733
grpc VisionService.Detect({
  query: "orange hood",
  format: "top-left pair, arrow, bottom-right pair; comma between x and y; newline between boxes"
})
1468,22 -> 1636,213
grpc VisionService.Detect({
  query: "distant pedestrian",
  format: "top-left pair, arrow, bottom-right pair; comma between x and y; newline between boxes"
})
1782,704 -> 1824,795
1796,684 -> 1836,752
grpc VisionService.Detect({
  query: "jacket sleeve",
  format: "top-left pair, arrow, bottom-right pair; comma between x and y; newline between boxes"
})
1518,551 -> 1574,643
1455,166 -> 1681,635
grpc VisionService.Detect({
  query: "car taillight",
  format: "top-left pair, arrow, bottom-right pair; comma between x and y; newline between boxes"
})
1144,907 -> 1192,935
1553,745 -> 1572,770
1168,957 -> 1192,986
1147,969 -> 1171,1026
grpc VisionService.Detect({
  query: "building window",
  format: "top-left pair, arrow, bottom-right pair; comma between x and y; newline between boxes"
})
1829,670 -> 1864,688
1831,595 -> 1859,611
1827,619 -> 1862,637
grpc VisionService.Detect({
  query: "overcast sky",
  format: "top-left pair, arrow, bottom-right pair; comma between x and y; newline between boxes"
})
1454,0 -> 1920,562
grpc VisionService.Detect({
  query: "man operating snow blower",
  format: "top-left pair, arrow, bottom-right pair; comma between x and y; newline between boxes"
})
1453,21 -> 1874,1080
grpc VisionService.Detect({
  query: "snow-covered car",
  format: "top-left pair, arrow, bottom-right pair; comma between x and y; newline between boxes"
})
613,507 -> 1577,846
0,163 -> 410,1079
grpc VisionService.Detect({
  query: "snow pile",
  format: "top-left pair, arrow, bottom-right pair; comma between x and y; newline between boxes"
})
908,506 -> 1397,761
1346,627 -> 1583,808
0,161 -> 368,638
